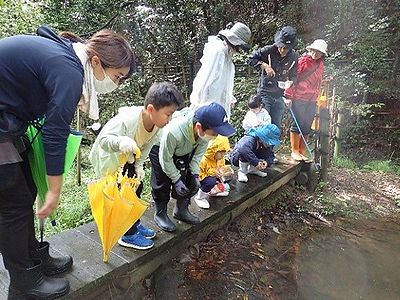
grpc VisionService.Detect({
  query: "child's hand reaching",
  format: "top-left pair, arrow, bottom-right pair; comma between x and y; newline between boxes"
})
256,160 -> 267,170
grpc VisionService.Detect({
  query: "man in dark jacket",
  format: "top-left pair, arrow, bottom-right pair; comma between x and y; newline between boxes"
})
248,26 -> 299,129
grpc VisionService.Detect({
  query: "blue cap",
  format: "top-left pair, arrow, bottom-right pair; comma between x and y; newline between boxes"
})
247,124 -> 281,146
194,102 -> 236,137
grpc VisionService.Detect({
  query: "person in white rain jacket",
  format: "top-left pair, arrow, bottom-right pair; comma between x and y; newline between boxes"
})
190,22 -> 251,119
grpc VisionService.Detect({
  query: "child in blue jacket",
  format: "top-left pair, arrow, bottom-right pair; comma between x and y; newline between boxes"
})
230,124 -> 280,182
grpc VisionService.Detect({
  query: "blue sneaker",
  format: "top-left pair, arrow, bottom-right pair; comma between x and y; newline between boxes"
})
137,223 -> 156,239
118,231 -> 154,250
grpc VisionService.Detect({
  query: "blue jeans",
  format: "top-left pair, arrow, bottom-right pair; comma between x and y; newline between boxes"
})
259,94 -> 285,129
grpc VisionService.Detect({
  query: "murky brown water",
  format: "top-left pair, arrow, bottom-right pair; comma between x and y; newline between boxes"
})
296,219 -> 400,300
177,217 -> 400,300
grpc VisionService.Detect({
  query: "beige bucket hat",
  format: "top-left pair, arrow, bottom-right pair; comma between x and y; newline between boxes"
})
218,22 -> 251,50
306,39 -> 328,55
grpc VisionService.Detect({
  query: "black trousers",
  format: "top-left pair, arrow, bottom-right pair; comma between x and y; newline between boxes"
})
290,100 -> 317,136
121,162 -> 143,236
0,149 -> 39,269
149,145 -> 197,204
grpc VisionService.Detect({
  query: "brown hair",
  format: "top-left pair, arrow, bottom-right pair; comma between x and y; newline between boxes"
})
60,30 -> 136,79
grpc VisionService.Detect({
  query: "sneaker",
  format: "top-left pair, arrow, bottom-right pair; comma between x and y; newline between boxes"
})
195,197 -> 210,209
118,231 -> 154,250
137,223 -> 156,239
248,166 -> 267,177
238,171 -> 248,182
195,190 -> 210,209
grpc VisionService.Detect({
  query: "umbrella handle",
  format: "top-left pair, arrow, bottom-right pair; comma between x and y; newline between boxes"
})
36,199 -> 45,243
39,219 -> 45,243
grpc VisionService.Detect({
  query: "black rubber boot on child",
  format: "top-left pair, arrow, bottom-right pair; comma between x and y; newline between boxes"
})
8,260 -> 70,300
31,241 -> 73,276
154,201 -> 176,232
173,198 -> 200,224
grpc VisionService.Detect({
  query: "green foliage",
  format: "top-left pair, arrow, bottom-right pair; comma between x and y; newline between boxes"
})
44,0 -> 121,35
230,76 -> 258,143
0,0 -> 45,37
332,155 -> 358,169
333,154 -> 400,176
314,193 -> 353,217
315,181 -> 328,193
40,164 -> 96,236
363,160 -> 400,176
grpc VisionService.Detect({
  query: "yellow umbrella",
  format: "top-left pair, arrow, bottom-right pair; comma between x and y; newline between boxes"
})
88,172 -> 148,262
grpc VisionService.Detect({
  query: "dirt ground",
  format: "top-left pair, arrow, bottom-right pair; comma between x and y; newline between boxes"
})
158,166 -> 400,300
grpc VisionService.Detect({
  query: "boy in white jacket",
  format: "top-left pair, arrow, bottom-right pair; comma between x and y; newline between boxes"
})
89,82 -> 184,250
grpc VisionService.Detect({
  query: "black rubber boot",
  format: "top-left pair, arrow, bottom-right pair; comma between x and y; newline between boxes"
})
7,260 -> 69,300
31,241 -> 73,276
154,201 -> 176,232
173,198 -> 200,224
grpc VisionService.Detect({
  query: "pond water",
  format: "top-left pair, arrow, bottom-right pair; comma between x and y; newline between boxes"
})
296,219 -> 400,300
177,217 -> 400,300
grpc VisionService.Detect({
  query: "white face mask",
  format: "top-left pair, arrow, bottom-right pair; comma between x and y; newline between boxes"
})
198,130 -> 216,142
93,67 -> 118,94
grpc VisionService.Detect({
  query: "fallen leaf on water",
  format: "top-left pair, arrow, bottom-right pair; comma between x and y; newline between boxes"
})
250,251 -> 265,260
231,271 -> 241,275
273,226 -> 281,234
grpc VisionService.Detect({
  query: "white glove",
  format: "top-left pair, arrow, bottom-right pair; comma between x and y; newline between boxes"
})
135,166 -> 145,181
283,97 -> 292,108
126,153 -> 136,164
118,136 -> 137,154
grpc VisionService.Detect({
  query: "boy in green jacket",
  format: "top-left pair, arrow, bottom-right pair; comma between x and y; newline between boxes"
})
89,81 -> 184,249
149,102 -> 235,232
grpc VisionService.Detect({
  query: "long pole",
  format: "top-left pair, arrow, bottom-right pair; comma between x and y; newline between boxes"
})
76,110 -> 82,185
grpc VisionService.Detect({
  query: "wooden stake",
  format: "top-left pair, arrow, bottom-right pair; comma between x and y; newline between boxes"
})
319,107 -> 330,181
334,109 -> 343,159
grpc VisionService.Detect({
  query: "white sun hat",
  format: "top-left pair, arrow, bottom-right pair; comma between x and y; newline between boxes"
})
218,22 -> 251,50
306,39 -> 328,55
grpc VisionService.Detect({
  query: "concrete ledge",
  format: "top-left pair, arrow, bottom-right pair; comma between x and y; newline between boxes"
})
0,158 -> 301,300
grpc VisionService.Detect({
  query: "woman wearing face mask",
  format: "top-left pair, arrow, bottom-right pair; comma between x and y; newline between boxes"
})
190,22 -> 251,119
0,26 -> 135,299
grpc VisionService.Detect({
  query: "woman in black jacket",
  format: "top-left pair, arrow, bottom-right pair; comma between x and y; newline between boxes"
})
0,26 -> 136,299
